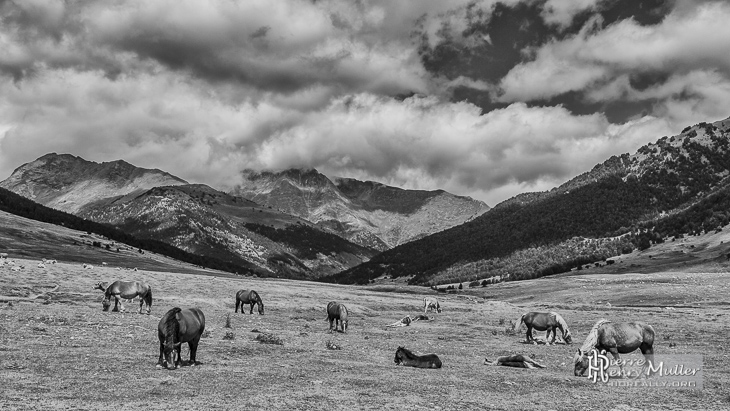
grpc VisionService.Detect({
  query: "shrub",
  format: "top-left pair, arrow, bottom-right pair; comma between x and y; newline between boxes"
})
256,332 -> 283,345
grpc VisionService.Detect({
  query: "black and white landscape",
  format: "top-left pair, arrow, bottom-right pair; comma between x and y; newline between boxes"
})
1,1 -> 730,410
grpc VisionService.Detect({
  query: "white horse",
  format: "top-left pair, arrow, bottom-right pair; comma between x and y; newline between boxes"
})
423,297 -> 441,314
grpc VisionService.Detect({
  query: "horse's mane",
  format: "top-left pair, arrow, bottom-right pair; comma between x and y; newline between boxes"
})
578,319 -> 611,355
552,312 -> 571,336
397,346 -> 417,359
163,307 -> 182,344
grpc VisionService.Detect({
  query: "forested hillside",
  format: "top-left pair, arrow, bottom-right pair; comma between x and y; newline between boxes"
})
325,118 -> 730,285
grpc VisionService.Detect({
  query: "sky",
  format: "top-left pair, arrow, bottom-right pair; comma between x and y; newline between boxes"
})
1,0 -> 730,206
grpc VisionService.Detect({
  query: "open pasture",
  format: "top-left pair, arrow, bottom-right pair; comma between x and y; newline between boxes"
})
1,259 -> 729,410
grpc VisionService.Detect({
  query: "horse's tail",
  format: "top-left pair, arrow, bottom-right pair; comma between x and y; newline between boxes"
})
514,314 -> 525,331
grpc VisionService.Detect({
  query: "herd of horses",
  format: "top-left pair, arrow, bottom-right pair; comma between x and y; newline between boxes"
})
93,281 -> 656,375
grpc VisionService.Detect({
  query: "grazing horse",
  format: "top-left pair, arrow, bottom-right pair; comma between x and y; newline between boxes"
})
515,311 -> 573,344
235,289 -> 264,315
574,319 -> 655,377
423,297 -> 441,314
95,281 -> 152,314
394,346 -> 442,369
157,307 -> 205,370
326,301 -> 348,333
484,354 -> 545,369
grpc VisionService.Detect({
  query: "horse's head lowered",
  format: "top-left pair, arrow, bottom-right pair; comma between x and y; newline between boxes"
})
256,294 -> 265,315
161,308 -> 183,369
573,349 -> 590,376
562,329 -> 573,344
394,346 -> 406,365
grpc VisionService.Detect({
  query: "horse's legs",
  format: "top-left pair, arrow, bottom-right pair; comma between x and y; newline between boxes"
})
189,339 -> 200,365
547,327 -> 556,345
525,326 -> 533,343
328,318 -> 334,333
112,295 -> 121,312
175,344 -> 183,368
249,302 -> 254,315
235,298 -> 240,313
640,343 -> 655,377
157,341 -> 164,366
138,297 -> 144,314
607,348 -> 624,377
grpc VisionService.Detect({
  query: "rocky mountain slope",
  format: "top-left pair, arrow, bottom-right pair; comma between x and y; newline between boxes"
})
231,169 -> 490,250
328,116 -> 730,285
1,155 -> 375,279
0,153 -> 187,214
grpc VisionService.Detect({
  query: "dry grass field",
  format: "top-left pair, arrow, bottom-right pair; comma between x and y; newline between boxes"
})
1,213 -> 729,410
1,256 -> 729,411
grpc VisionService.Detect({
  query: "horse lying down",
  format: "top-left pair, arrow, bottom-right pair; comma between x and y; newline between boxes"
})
484,354 -> 546,369
385,314 -> 430,328
394,346 -> 442,369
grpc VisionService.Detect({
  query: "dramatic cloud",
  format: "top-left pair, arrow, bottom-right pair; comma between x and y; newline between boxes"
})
0,0 -> 728,205
499,1 -> 730,112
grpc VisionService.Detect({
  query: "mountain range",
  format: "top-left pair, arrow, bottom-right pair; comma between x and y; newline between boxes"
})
328,117 -> 730,285
0,153 -> 486,279
4,116 -> 730,286
232,169 -> 489,250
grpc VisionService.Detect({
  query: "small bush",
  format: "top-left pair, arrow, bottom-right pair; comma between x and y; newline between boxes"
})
222,331 -> 235,340
224,314 -> 231,329
201,330 -> 211,338
256,332 -> 283,345
498,318 -> 505,325
326,340 -> 341,350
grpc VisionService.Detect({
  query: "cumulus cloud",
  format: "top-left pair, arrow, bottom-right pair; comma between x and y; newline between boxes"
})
0,0 -> 727,206
0,68 -> 675,205
540,0 -> 600,28
499,2 -> 730,105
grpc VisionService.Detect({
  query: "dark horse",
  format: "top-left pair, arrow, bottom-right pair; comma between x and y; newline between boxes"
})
95,281 -> 152,314
326,301 -> 348,333
574,319 -> 655,377
515,311 -> 572,344
394,346 -> 442,369
484,354 -> 545,369
235,289 -> 264,315
157,307 -> 206,370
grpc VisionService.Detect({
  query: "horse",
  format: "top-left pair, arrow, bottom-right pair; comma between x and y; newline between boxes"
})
157,307 -> 205,370
515,311 -> 573,345
574,319 -> 655,377
326,301 -> 348,333
235,289 -> 264,315
484,354 -> 545,369
394,346 -> 442,369
423,297 -> 441,314
95,281 -> 152,314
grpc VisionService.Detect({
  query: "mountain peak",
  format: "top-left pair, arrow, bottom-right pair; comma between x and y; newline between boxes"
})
0,153 -> 187,213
